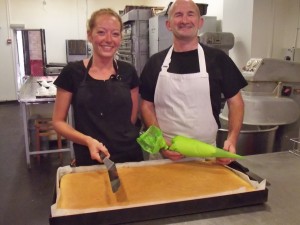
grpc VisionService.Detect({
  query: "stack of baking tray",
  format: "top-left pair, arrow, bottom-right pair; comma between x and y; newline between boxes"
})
118,9 -> 152,76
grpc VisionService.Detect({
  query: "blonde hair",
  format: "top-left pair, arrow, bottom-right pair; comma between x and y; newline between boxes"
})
87,8 -> 123,32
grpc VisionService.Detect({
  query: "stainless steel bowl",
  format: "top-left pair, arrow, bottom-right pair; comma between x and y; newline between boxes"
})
217,120 -> 278,155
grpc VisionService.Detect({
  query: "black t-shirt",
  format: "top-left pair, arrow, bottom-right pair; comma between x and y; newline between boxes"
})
139,44 -> 248,127
54,60 -> 143,165
54,60 -> 139,95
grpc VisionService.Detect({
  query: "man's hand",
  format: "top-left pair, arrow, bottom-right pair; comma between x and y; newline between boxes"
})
160,149 -> 185,161
216,139 -> 236,165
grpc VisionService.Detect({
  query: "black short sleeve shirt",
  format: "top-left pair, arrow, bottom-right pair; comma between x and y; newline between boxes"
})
139,44 -> 248,127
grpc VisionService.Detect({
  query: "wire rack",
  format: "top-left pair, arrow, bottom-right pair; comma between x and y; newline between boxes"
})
289,138 -> 300,156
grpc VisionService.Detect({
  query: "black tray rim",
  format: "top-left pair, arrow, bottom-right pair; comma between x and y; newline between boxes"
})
49,187 -> 268,225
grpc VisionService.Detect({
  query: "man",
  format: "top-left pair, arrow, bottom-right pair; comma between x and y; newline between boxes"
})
139,0 -> 247,164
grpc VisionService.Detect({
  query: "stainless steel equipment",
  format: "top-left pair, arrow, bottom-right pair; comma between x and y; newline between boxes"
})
45,63 -> 66,76
18,76 -> 74,167
220,58 -> 300,154
118,9 -> 152,76
149,14 -> 173,57
289,136 -> 300,156
198,16 -> 217,34
66,40 -> 88,63
217,118 -> 278,155
199,32 -> 234,55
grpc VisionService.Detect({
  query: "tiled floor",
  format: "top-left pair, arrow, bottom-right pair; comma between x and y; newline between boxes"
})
0,102 -> 71,225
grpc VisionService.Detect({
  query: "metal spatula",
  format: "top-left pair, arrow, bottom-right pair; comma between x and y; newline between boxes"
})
99,152 -> 121,193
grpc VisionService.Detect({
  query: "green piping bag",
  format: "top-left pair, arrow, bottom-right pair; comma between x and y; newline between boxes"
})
137,125 -> 243,159
169,135 -> 243,159
137,125 -> 168,154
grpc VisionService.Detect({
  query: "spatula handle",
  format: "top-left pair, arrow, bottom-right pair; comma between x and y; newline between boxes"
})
99,152 -> 106,160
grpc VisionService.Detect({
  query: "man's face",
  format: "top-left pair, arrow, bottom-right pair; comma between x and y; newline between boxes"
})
166,0 -> 203,41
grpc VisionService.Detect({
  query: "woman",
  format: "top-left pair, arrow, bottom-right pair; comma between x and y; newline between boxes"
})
52,8 -> 143,166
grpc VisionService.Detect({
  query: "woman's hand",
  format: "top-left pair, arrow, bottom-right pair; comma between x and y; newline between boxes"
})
86,137 -> 110,163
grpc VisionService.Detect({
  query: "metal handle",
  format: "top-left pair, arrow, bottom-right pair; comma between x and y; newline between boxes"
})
99,152 -> 106,160
228,161 -> 249,173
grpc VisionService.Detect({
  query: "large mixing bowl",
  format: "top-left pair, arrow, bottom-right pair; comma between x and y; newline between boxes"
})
217,120 -> 278,156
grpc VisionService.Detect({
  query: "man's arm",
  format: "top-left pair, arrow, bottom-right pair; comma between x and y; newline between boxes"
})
217,91 -> 244,165
140,99 -> 159,128
225,91 -> 244,150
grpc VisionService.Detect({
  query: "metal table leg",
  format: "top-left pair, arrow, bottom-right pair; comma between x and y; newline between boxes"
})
21,103 -> 31,168
21,101 -> 75,168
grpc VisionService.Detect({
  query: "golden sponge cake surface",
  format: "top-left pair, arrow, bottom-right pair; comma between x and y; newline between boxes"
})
57,161 -> 255,209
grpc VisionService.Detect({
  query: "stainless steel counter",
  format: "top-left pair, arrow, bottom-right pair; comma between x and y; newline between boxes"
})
125,151 -> 300,225
18,76 -> 57,103
18,76 -> 74,167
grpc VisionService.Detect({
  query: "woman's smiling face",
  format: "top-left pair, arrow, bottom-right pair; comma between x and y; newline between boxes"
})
88,14 -> 122,59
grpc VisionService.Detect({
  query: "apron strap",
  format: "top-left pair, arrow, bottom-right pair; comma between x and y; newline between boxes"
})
197,44 -> 207,74
161,44 -> 207,74
84,56 -> 119,81
83,56 -> 93,81
161,46 -> 174,72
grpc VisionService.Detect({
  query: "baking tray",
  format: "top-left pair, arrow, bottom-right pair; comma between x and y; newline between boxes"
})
49,160 -> 268,225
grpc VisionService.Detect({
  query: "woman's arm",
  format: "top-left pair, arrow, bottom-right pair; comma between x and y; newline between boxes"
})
52,87 -> 109,161
130,86 -> 139,124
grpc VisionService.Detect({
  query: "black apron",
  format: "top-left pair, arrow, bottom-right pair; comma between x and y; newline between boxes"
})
72,57 -> 143,166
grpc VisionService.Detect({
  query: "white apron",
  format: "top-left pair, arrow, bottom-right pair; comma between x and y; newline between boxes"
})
154,44 -> 218,145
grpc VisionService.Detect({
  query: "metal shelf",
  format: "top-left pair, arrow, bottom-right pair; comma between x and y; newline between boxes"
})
289,138 -> 300,156
18,76 -> 74,168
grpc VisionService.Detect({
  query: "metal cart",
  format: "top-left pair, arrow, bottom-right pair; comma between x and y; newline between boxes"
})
18,76 -> 74,168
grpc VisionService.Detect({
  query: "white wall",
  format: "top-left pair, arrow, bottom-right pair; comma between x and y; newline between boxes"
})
223,0 -> 300,69
277,0 -> 300,58
8,0 -> 223,65
0,0 -> 17,101
194,0 -> 223,19
251,0 -> 275,58
223,0 -> 254,69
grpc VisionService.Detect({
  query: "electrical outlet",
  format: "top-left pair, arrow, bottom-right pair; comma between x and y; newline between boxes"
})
284,47 -> 295,61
